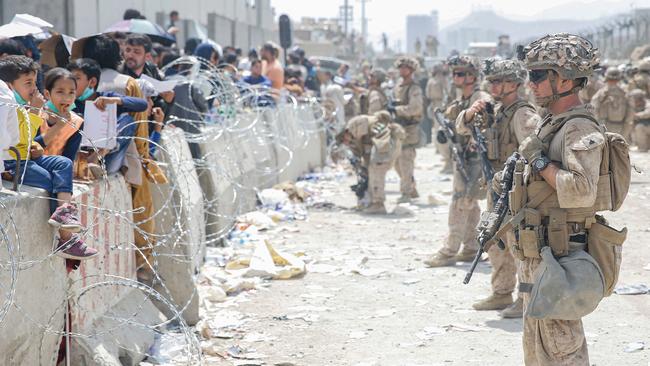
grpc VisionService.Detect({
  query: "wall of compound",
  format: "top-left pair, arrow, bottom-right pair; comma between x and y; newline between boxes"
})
0,105 -> 325,365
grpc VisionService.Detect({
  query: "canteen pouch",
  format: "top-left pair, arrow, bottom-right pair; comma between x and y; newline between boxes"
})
587,221 -> 626,296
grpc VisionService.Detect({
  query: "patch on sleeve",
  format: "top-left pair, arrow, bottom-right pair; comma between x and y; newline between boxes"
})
569,131 -> 605,151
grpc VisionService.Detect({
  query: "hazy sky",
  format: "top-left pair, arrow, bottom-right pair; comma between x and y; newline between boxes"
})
271,0 -> 648,49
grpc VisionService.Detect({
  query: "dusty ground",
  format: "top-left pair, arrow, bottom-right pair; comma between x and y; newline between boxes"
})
197,145 -> 650,366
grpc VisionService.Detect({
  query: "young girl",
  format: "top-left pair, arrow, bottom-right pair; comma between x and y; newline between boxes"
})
0,57 -> 97,260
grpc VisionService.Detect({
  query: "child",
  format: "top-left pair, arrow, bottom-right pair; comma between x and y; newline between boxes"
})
66,58 -> 148,178
0,56 -> 97,260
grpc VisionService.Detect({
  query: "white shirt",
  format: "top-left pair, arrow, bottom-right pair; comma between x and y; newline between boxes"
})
0,80 -> 20,167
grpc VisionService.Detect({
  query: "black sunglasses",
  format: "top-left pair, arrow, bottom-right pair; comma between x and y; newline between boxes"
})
453,71 -> 467,77
529,70 -> 550,84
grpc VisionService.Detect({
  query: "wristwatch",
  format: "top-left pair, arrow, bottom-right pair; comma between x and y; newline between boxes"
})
532,155 -> 552,173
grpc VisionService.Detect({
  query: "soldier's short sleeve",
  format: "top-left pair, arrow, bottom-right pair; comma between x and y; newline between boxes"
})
455,91 -> 492,134
555,119 -> 604,208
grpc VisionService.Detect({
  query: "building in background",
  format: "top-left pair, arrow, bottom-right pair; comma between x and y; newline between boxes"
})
0,0 -> 275,51
405,11 -> 438,55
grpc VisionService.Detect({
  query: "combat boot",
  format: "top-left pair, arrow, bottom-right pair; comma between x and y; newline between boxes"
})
453,249 -> 477,262
410,189 -> 419,199
397,195 -> 411,204
472,293 -> 513,311
500,297 -> 524,318
364,202 -> 387,215
424,252 -> 456,268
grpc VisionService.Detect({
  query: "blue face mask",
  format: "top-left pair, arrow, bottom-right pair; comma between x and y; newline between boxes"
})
45,100 -> 74,115
13,90 -> 28,105
78,87 -> 94,102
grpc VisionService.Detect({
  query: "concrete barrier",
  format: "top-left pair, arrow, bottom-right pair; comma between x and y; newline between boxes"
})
150,127 -> 206,325
0,183 -> 66,366
68,175 -> 161,366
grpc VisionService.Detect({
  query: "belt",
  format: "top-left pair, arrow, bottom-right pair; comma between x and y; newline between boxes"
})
569,233 -> 587,243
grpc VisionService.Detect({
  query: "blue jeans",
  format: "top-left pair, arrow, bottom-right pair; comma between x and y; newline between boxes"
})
104,114 -> 137,174
4,155 -> 74,213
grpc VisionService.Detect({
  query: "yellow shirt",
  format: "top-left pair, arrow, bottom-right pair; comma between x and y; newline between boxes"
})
9,108 -> 43,160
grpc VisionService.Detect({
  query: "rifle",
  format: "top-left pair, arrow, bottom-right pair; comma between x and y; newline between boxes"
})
470,103 -> 497,203
463,152 -> 520,285
433,108 -> 469,183
349,155 -> 369,199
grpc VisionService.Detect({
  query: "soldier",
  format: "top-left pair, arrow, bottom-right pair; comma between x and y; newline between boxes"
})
339,111 -> 405,213
426,64 -> 452,173
629,58 -> 650,98
578,70 -> 603,104
630,89 -> 650,152
367,68 -> 388,115
424,55 -> 493,267
466,59 -> 540,316
387,57 -> 424,203
591,67 -> 634,140
515,33 -> 616,365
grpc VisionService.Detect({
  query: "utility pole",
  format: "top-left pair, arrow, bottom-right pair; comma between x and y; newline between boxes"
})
344,0 -> 349,36
359,0 -> 369,55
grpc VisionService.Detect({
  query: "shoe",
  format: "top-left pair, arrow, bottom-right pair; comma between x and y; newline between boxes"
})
397,195 -> 411,204
472,293 -> 513,311
48,203 -> 83,232
364,202 -> 387,215
54,234 -> 98,260
500,297 -> 524,318
424,252 -> 456,268
454,249 -> 477,262
410,189 -> 419,199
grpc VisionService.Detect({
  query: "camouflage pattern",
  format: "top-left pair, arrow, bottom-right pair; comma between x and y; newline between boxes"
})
484,58 -> 528,83
591,84 -> 634,139
604,67 -> 622,80
523,33 -> 600,79
631,90 -> 650,152
447,55 -> 481,76
394,56 -> 420,71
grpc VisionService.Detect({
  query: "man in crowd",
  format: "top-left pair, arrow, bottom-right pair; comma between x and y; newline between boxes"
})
261,42 -> 284,90
591,67 -> 634,140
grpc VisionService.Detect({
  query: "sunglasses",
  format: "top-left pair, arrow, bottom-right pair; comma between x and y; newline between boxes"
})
453,72 -> 467,77
529,70 -> 550,84
488,79 -> 504,85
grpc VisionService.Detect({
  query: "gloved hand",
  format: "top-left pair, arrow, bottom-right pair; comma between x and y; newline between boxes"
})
519,135 -> 547,163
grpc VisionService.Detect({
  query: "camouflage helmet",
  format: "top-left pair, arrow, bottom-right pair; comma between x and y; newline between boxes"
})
447,55 -> 481,76
370,68 -> 387,84
483,58 -> 527,83
638,58 -> 650,72
604,67 -> 622,80
522,33 -> 599,79
629,89 -> 646,99
394,56 -> 419,71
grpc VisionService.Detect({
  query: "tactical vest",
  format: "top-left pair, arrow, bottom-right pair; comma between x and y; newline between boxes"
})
596,87 -> 628,123
444,93 -> 473,147
395,83 -> 419,126
508,112 -> 613,259
487,100 -> 535,168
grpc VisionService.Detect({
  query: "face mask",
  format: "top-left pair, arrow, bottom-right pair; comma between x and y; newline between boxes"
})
45,100 -> 74,114
78,87 -> 94,102
13,90 -> 28,105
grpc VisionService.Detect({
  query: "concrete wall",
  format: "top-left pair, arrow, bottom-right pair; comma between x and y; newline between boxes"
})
0,103 -> 325,365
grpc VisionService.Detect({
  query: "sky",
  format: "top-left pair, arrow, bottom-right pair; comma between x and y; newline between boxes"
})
271,0 -> 650,50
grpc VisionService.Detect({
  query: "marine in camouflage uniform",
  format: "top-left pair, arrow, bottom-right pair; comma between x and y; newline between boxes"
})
591,67 -> 634,140
367,68 -> 389,115
341,111 -> 405,214
465,59 -> 541,316
426,64 -> 452,173
424,56 -> 493,267
516,33 -> 604,365
628,58 -> 650,98
630,89 -> 650,152
388,57 -> 424,203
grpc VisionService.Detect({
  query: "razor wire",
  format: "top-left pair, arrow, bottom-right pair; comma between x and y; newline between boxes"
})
0,54 -> 334,365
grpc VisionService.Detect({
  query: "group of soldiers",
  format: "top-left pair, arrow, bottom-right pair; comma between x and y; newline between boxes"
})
337,32 -> 631,366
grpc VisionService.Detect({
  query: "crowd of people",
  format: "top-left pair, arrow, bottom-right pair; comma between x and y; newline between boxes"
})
335,33 -> 636,366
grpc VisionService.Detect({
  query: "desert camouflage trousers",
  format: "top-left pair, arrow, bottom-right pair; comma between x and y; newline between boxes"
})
634,123 -> 650,152
395,147 -> 417,196
520,257 -> 590,366
368,161 -> 392,204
